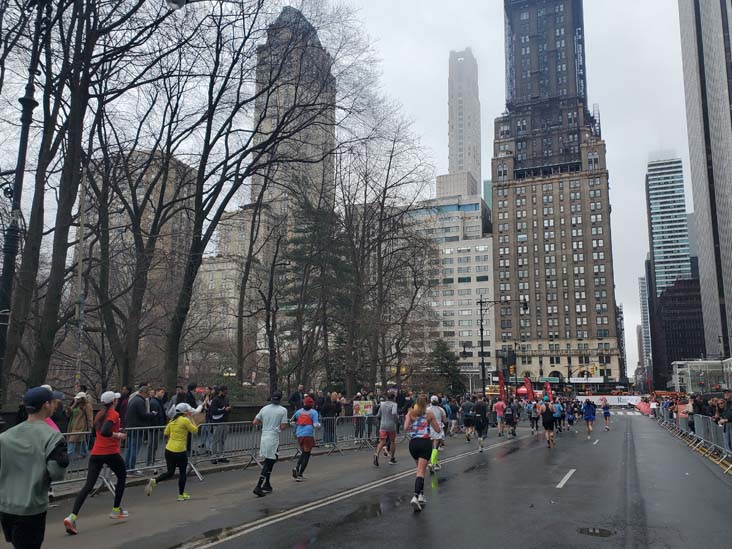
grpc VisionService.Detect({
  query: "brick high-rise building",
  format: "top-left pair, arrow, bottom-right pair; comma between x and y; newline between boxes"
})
491,0 -> 621,388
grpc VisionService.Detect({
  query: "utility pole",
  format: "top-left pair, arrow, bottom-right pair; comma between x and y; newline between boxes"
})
0,0 -> 49,400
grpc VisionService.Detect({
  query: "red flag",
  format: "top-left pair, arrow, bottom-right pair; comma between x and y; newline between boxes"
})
498,371 -> 506,401
545,381 -> 553,401
524,376 -> 533,398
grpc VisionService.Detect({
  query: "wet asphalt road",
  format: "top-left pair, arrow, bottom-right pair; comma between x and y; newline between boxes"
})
37,413 -> 732,549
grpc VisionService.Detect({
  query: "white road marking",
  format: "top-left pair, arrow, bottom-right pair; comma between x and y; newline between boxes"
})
185,435 -> 533,548
593,439 -> 599,445
556,468 -> 577,489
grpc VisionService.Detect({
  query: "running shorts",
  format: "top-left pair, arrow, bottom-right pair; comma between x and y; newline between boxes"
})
379,430 -> 396,443
463,416 -> 474,427
297,436 -> 315,453
408,438 -> 432,461
542,420 -> 554,431
475,420 -> 487,437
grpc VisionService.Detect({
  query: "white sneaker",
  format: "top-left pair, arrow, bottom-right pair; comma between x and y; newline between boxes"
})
418,494 -> 427,506
410,496 -> 422,512
145,478 -> 156,496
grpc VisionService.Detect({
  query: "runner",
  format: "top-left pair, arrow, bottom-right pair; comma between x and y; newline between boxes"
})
582,398 -> 597,439
64,391 -> 128,535
566,402 -> 577,433
448,399 -> 459,437
504,399 -> 517,438
144,402 -> 202,501
528,399 -> 540,435
492,397 -> 506,437
553,398 -> 564,433
373,392 -> 398,466
473,396 -> 489,451
404,394 -> 442,512
292,396 -> 320,481
602,399 -> 611,431
427,395 -> 446,472
461,397 -> 475,441
252,391 -> 289,497
540,396 -> 556,448
0,387 -> 68,548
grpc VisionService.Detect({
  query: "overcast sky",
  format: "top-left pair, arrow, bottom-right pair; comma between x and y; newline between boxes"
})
353,0 -> 691,373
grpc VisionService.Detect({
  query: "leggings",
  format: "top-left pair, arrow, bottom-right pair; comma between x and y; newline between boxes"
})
73,454 -> 126,514
155,450 -> 188,495
530,417 -> 539,430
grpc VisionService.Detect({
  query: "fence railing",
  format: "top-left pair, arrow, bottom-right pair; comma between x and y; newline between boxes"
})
53,414 -> 408,489
655,407 -> 732,474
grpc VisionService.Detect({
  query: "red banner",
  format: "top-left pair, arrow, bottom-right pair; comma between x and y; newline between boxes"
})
524,377 -> 533,399
498,371 -> 506,401
545,381 -> 553,401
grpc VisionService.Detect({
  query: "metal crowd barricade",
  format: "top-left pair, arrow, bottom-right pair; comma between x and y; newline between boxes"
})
52,414 -> 405,494
656,411 -> 732,474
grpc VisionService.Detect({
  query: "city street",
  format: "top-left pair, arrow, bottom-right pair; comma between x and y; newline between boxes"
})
38,413 -> 732,549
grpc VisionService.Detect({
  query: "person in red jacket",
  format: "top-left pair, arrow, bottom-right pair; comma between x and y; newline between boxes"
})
63,391 -> 129,535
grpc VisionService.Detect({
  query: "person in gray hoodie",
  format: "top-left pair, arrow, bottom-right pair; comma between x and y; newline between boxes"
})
0,386 -> 68,548
124,386 -> 156,472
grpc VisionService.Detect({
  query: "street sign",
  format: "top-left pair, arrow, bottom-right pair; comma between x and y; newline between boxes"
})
570,377 -> 604,383
539,376 -> 560,383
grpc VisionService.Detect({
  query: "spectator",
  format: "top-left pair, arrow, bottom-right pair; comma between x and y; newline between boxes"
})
66,392 -> 93,461
289,385 -> 304,410
125,386 -> 156,473
165,386 -> 186,420
185,383 -> 198,408
116,386 -> 130,429
320,392 -> 341,445
210,386 -> 231,464
0,387 -> 68,548
147,387 -> 166,467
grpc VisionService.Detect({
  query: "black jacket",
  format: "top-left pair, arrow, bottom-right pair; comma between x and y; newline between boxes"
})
289,391 -> 303,409
150,397 -> 166,426
125,394 -> 154,428
209,395 -> 230,423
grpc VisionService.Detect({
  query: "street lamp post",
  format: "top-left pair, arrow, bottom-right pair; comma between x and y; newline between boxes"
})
0,0 -> 49,399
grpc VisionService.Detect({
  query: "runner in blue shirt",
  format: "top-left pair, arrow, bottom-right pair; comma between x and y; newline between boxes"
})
602,399 -> 611,431
291,396 -> 320,481
582,399 -> 597,440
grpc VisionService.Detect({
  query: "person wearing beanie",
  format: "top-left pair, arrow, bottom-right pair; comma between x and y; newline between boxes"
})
144,402 -> 202,501
291,396 -> 320,481
1,387 -> 68,547
252,391 -> 289,497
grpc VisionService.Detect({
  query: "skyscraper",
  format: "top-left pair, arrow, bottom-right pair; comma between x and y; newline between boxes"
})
645,156 -> 692,296
678,0 -> 732,358
639,276 -> 652,382
448,48 -> 481,185
251,7 -> 336,218
492,0 -> 620,388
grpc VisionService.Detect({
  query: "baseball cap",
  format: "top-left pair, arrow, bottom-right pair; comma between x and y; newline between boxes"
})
23,387 -> 62,411
100,391 -> 121,404
304,396 -> 315,406
271,390 -> 283,403
175,403 -> 194,414
39,384 -> 64,399
430,395 -> 438,404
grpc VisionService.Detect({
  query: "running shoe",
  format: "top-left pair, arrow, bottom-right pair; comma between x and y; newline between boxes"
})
434,463 -> 442,471
177,493 -> 191,501
587,435 -> 591,440
389,458 -> 397,465
63,515 -> 77,535
373,454 -> 379,467
410,496 -> 422,512
145,478 -> 156,496
262,483 -> 273,493
109,508 -> 129,520
253,487 -> 266,497
428,463 -> 434,474
418,494 -> 427,506
292,467 -> 299,479
295,475 -> 305,482
383,448 -> 390,458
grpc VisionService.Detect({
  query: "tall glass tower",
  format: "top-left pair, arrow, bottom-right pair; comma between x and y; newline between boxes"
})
645,157 -> 691,296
